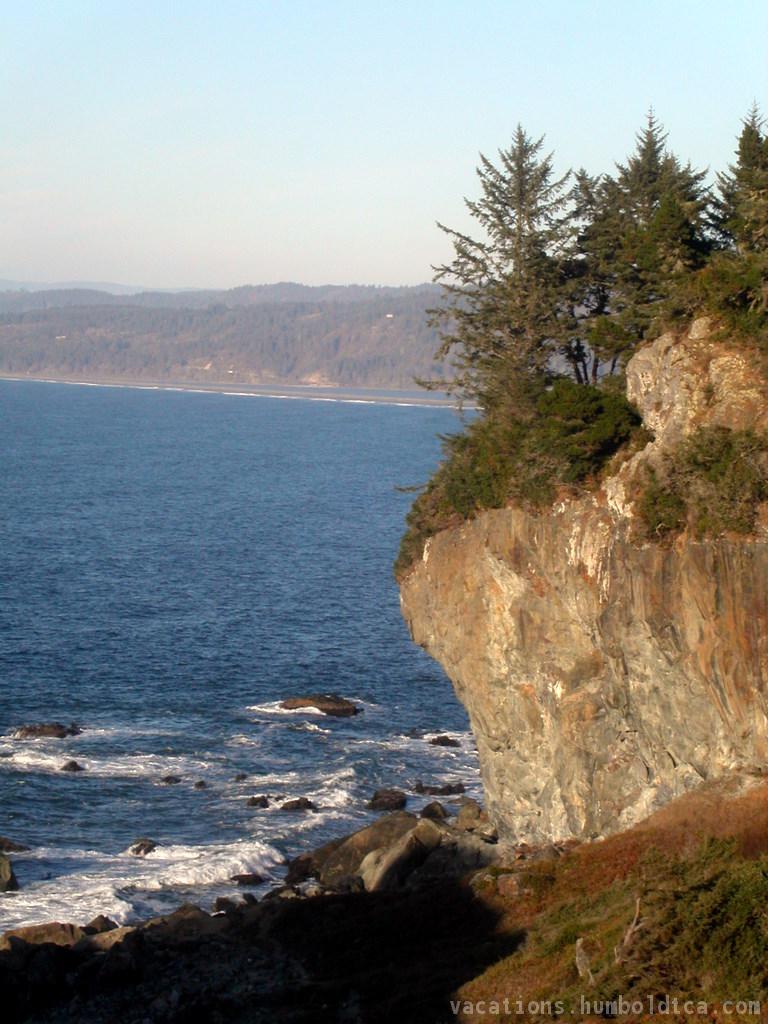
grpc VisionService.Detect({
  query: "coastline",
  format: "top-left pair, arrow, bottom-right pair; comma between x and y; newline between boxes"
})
0,803 -> 507,1024
0,372 -> 464,409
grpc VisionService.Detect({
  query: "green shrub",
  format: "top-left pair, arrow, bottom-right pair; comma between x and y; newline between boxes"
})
534,380 -> 641,482
673,252 -> 768,352
637,467 -> 687,536
638,426 -> 768,538
395,381 -> 642,576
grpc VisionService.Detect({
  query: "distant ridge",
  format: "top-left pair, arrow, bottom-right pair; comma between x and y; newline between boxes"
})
0,279 -> 152,296
0,281 -> 439,314
0,282 -> 445,390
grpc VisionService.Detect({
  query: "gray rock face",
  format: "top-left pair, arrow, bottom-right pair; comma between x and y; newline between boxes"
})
400,320 -> 768,844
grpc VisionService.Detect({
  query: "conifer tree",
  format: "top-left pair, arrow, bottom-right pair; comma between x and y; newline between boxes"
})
575,113 -> 708,363
716,105 -> 768,256
428,127 -> 573,413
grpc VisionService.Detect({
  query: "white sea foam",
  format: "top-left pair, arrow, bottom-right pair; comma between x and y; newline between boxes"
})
246,700 -> 325,716
0,376 -> 456,409
0,747 -> 216,780
290,721 -> 330,734
0,838 -> 283,933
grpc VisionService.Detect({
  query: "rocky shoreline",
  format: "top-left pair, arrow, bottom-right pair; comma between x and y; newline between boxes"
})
0,791 -> 539,1024
1,711 -> 509,1022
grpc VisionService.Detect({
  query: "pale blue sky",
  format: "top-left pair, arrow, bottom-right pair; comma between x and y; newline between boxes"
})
2,1 -> 766,289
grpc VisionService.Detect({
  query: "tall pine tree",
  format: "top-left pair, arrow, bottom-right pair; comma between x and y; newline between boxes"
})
716,105 -> 768,256
574,113 -> 708,366
428,127 -> 573,413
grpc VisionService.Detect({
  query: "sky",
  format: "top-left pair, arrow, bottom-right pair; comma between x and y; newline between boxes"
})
1,0 -> 766,290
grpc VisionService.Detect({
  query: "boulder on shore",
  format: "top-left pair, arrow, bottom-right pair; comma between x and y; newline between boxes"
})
315,812 -> 419,888
367,788 -> 407,811
13,722 -> 82,739
420,801 -> 448,820
0,852 -> 19,892
454,798 -> 498,841
456,798 -> 491,833
0,921 -> 85,951
280,693 -> 360,717
230,872 -> 265,886
84,915 -> 118,934
359,819 -> 443,891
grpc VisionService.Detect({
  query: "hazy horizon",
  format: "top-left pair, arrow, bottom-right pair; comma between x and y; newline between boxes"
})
0,276 -> 435,294
3,1 -> 766,291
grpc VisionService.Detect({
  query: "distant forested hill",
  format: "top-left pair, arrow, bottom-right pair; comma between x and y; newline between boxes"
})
0,283 -> 446,389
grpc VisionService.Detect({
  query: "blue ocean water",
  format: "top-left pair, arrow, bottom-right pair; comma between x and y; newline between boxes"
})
0,379 -> 479,929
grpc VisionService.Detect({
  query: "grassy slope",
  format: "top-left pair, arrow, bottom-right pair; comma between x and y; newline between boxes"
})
454,777 -> 768,1021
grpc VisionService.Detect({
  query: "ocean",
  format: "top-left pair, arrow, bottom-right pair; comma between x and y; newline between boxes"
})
0,379 -> 479,931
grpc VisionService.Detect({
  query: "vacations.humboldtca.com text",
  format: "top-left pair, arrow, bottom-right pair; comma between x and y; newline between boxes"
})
451,995 -> 763,1017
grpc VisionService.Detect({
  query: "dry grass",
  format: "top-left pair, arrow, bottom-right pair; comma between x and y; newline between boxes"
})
454,777 -> 768,1022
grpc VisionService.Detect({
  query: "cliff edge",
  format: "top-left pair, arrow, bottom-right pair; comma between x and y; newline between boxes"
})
400,319 -> 768,844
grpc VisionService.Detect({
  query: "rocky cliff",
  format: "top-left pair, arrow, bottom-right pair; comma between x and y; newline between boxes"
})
400,319 -> 768,844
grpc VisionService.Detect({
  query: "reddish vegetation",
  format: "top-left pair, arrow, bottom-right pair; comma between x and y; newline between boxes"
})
453,777 -> 768,1021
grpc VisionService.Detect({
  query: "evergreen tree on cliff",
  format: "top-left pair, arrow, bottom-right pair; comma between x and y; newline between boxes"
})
574,112 -> 709,365
427,127 -> 573,413
716,105 -> 768,256
699,107 -> 768,323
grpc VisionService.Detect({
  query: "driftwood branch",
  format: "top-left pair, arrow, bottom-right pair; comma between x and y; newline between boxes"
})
614,897 -> 644,964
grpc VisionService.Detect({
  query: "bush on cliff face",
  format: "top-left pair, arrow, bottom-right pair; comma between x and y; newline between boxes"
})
395,381 -> 641,577
676,251 -> 768,353
638,426 -> 768,538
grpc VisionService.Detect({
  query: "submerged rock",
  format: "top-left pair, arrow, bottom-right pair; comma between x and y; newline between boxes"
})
280,797 -> 318,812
280,693 -> 360,717
246,794 -> 269,808
127,838 -> 157,856
413,780 -> 465,796
428,734 -> 460,748
59,760 -> 85,772
13,722 -> 81,739
193,780 -> 207,790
